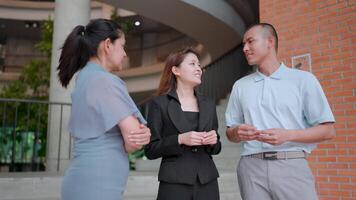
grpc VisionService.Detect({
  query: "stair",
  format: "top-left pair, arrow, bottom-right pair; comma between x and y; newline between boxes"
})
0,171 -> 240,200
124,171 -> 240,200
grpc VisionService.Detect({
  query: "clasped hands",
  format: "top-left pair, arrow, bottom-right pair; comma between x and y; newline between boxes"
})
178,130 -> 218,146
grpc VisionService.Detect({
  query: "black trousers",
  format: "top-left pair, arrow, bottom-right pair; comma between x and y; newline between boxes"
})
156,178 -> 219,200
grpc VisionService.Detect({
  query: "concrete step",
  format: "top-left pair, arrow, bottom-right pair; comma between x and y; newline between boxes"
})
1,199 -> 59,200
218,95 -> 230,107
216,144 -> 242,158
0,171 -> 241,200
124,193 -> 240,200
214,157 -> 239,171
135,158 -> 160,171
0,194 -> 242,200
125,171 -> 241,199
219,135 -> 241,147
135,156 -> 240,172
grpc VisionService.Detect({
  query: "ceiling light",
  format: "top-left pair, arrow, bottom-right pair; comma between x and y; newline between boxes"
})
134,21 -> 141,26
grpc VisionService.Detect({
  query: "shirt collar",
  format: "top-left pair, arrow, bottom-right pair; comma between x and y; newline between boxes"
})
253,63 -> 287,82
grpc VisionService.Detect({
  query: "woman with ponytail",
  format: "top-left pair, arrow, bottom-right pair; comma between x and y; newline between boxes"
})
59,19 -> 151,200
144,47 -> 221,200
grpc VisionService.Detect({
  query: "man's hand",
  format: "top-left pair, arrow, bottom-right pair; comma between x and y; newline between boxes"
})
227,124 -> 260,143
257,128 -> 289,145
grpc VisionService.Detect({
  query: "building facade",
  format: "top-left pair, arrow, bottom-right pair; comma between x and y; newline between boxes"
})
261,1 -> 355,199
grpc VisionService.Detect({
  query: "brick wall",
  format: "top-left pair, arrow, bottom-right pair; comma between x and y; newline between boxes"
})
260,0 -> 355,199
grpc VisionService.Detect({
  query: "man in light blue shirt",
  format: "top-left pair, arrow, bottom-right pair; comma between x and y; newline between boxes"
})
225,23 -> 335,200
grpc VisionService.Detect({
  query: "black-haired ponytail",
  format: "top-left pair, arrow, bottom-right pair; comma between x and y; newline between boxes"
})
57,25 -> 88,87
57,19 -> 123,88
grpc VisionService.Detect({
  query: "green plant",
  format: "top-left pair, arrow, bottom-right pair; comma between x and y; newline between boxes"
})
110,7 -> 135,34
35,18 -> 53,58
128,149 -> 145,170
0,18 -> 52,171
1,17 -> 52,99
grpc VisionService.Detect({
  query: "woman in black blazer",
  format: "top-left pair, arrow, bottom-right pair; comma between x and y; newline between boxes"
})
144,47 -> 221,200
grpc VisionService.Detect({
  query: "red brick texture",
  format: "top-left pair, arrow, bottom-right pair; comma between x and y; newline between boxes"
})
260,0 -> 355,199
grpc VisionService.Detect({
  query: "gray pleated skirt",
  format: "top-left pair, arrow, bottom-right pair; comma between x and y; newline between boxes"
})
61,132 -> 129,200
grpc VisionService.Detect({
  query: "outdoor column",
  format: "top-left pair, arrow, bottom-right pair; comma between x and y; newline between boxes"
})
47,0 -> 90,172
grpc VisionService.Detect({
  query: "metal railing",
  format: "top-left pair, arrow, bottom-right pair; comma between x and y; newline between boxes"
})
0,98 -> 71,172
197,45 -> 252,103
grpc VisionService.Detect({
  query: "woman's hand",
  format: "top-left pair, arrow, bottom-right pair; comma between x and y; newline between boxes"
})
202,130 -> 218,145
119,114 -> 151,153
178,131 -> 205,146
128,124 -> 151,146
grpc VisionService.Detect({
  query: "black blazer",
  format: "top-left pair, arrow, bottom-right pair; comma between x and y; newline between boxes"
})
144,90 -> 221,185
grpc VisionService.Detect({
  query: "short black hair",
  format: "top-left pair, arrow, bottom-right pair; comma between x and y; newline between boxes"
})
245,23 -> 278,52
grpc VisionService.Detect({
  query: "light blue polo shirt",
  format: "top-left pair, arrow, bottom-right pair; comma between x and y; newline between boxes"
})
225,63 -> 335,155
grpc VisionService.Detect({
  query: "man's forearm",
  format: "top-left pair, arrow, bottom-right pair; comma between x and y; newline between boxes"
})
288,122 -> 336,143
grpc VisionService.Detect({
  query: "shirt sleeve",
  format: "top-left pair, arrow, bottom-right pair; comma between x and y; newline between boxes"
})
302,73 -> 335,126
225,83 -> 244,127
87,75 -> 146,134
